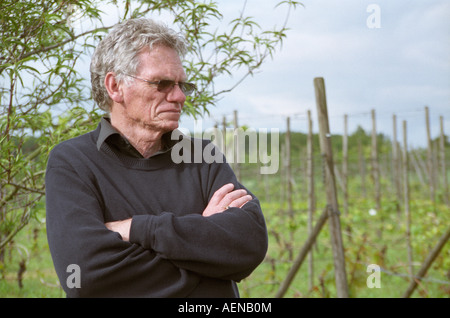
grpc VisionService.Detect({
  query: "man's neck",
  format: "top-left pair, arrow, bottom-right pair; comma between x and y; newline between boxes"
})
109,114 -> 163,159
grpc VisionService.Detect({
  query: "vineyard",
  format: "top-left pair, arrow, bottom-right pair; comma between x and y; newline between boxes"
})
233,78 -> 450,298
1,78 -> 449,298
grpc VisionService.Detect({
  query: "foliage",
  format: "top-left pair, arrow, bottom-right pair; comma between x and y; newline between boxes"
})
1,0 -> 100,263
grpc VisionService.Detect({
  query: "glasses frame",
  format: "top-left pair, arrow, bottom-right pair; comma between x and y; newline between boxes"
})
124,74 -> 197,96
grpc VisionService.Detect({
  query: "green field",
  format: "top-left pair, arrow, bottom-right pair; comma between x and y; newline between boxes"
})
240,199 -> 449,298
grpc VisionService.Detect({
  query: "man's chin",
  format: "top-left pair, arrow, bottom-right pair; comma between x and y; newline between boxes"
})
160,120 -> 179,133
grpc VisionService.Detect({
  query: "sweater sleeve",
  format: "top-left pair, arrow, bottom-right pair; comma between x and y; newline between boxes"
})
45,146 -> 199,297
129,148 -> 268,281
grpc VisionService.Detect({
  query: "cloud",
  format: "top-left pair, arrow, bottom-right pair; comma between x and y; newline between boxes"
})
242,95 -> 309,116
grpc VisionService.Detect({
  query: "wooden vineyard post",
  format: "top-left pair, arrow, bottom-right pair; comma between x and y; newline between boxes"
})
275,206 -> 329,298
313,77 -> 349,298
403,120 -> 414,280
425,106 -> 436,204
392,114 -> 402,209
371,109 -> 381,211
403,226 -> 450,298
358,139 -> 367,197
286,116 -> 293,220
439,116 -> 449,205
307,110 -> 315,290
343,114 -> 349,217
285,116 -> 294,260
233,110 -> 241,182
222,115 -> 227,156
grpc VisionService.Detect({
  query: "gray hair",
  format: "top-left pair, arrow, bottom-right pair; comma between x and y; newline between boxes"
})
90,18 -> 188,112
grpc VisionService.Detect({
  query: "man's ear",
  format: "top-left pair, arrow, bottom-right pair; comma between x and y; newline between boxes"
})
104,72 -> 124,103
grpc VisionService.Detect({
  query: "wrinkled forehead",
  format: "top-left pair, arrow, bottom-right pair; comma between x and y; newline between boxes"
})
136,45 -> 186,80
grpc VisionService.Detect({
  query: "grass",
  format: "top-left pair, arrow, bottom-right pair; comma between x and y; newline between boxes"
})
238,197 -> 450,298
0,216 -> 63,298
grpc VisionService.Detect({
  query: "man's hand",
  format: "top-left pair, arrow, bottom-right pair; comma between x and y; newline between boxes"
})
202,183 -> 252,217
105,218 -> 132,241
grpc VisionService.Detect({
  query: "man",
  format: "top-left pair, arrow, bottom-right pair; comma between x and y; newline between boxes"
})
45,18 -> 268,297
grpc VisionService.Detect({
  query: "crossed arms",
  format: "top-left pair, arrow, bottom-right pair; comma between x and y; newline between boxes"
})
105,183 -> 252,241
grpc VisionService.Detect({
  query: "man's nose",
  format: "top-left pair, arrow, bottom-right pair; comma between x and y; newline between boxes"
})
166,84 -> 186,104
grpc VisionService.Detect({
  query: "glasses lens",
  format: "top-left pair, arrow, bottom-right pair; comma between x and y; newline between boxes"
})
157,80 -> 196,96
180,83 -> 196,96
157,80 -> 175,93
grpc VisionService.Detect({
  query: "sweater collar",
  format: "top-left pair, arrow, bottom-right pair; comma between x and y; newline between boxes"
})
96,117 -> 177,158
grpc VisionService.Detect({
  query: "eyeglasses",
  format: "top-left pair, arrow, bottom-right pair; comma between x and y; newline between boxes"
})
125,74 -> 197,96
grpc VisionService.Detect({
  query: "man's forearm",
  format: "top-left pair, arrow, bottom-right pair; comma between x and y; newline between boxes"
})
127,198 -> 267,281
106,183 -> 251,240
105,219 -> 131,241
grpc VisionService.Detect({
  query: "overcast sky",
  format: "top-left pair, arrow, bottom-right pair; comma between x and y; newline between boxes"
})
176,0 -> 450,148
88,0 -> 449,148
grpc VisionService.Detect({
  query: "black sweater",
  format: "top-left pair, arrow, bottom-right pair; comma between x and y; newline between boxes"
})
45,123 -> 268,297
